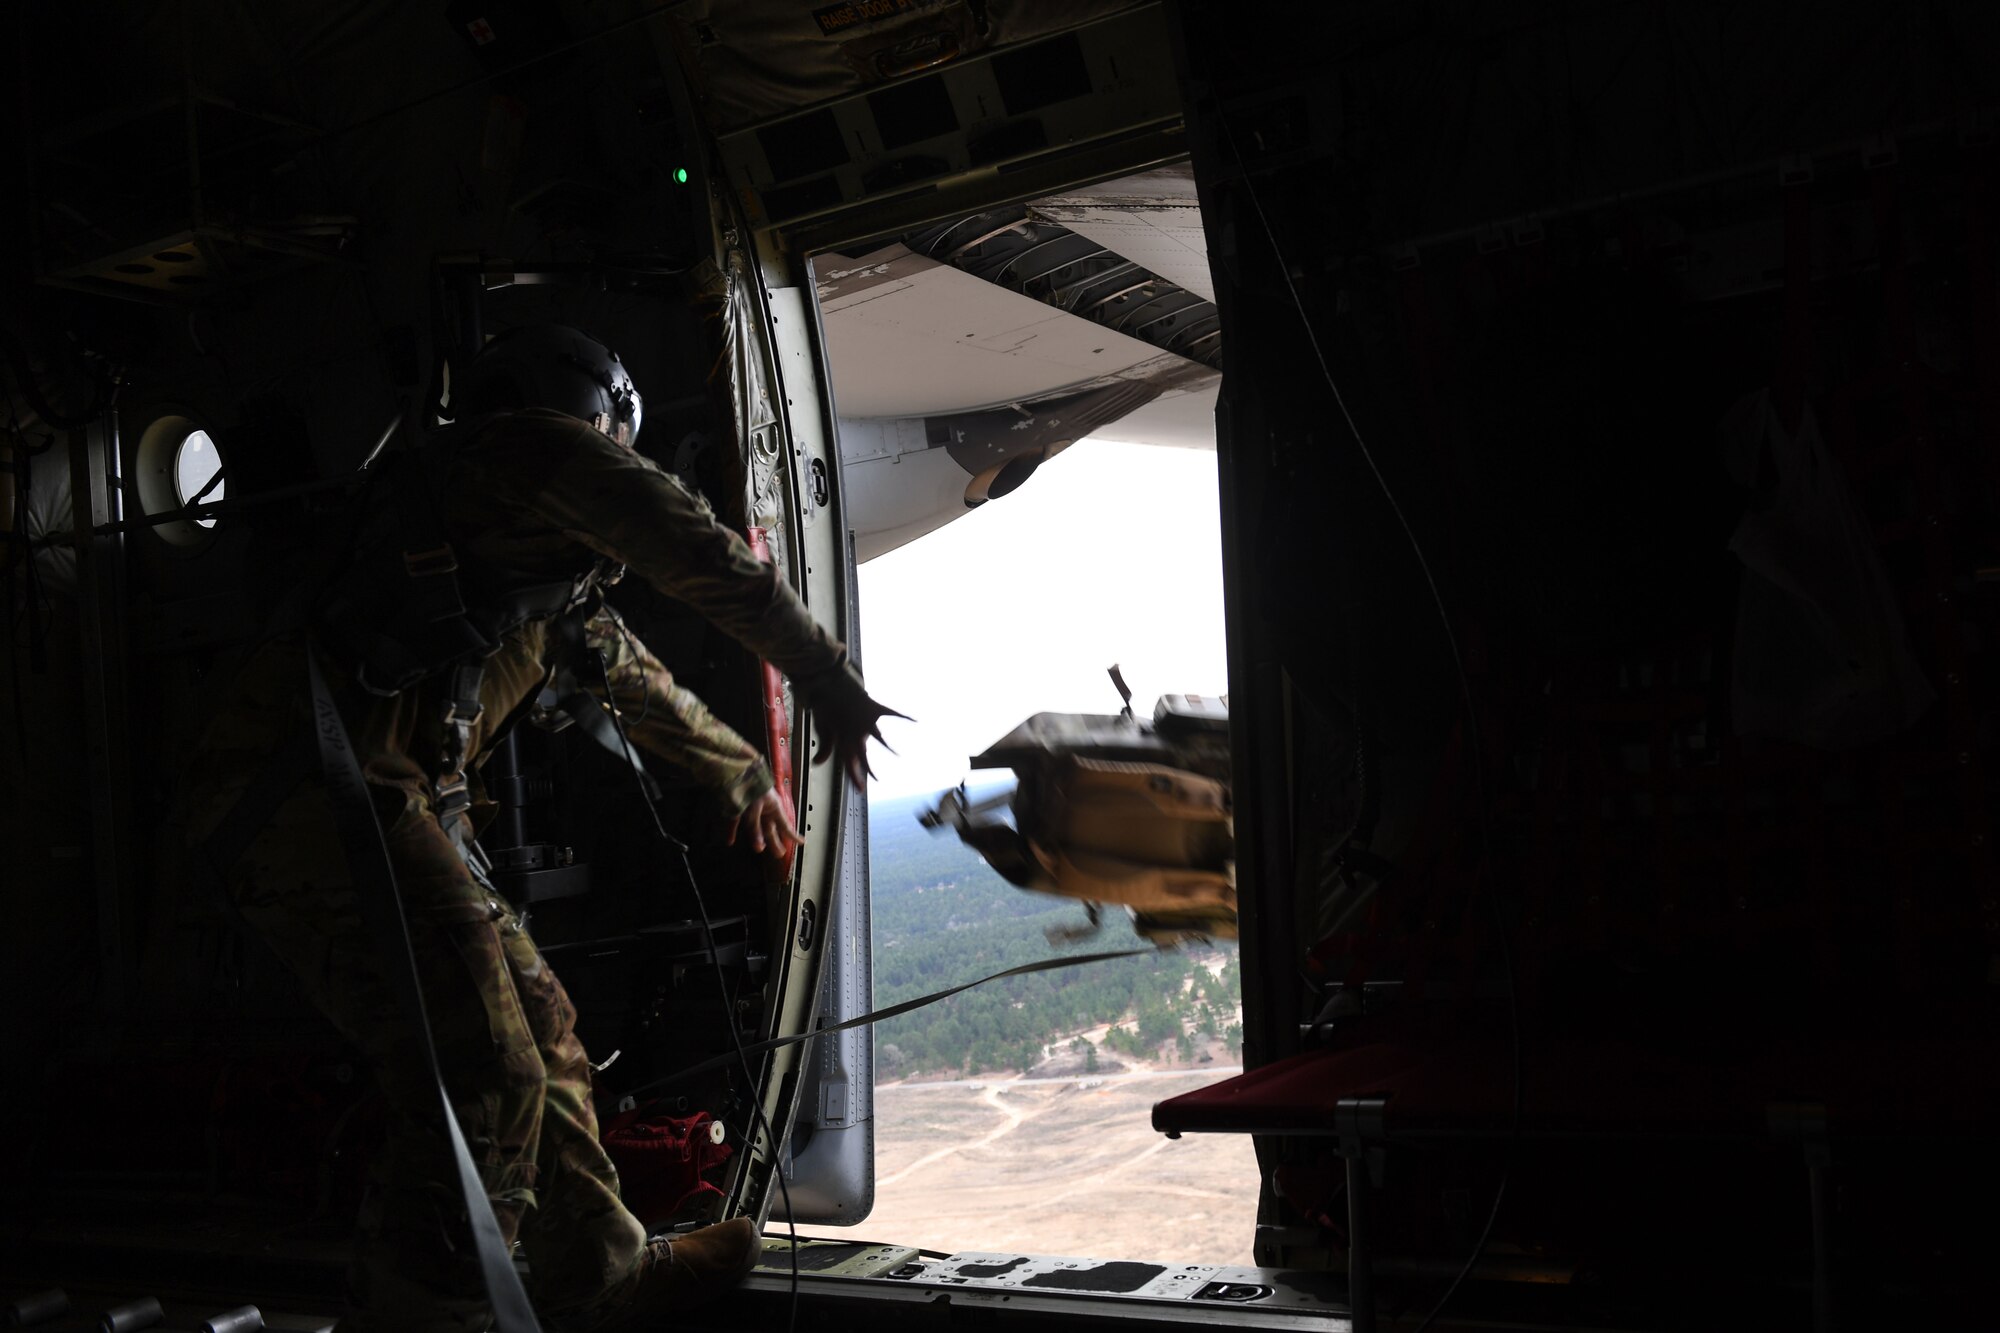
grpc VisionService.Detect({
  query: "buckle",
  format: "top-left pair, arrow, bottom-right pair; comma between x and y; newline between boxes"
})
404,544 -> 459,578
442,699 -> 485,728
435,776 -> 471,812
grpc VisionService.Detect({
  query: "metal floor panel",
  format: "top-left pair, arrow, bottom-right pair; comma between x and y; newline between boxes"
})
737,1240 -> 1348,1332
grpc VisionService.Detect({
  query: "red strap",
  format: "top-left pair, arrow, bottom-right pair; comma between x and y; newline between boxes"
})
744,526 -> 798,874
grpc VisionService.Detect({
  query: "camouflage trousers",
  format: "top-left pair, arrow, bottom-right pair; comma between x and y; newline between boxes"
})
216,775 -> 647,1330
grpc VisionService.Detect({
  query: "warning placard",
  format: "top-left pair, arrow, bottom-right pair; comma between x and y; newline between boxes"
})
811,0 -> 938,37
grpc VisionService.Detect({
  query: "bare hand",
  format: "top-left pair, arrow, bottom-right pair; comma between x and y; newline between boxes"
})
726,788 -> 804,859
811,689 -> 910,790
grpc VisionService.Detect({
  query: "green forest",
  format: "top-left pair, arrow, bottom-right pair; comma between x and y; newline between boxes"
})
868,787 -> 1241,1079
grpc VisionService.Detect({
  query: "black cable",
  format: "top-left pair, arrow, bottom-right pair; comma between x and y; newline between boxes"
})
594,648 -> 800,1333
622,945 -> 1149,1096
607,613 -> 655,729
1218,120 -> 1521,1333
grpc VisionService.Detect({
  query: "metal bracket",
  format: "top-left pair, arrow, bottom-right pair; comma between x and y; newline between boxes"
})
1336,1096 -> 1390,1333
1336,1096 -> 1389,1153
1769,1101 -> 1835,1333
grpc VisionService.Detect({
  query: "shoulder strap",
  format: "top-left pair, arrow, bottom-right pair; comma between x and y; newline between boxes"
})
538,605 -> 663,802
553,684 -> 664,803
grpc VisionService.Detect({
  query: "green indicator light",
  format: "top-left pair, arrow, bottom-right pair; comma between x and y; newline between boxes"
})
673,167 -> 689,185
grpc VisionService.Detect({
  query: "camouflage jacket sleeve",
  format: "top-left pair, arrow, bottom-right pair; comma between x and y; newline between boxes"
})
582,605 -> 773,817
472,410 -> 867,708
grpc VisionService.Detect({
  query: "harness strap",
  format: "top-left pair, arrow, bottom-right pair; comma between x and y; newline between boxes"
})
541,600 -> 662,802
429,585 -> 613,884
387,456 -> 470,630
306,646 -> 542,1332
435,659 -> 486,826
556,686 -> 663,802
194,653 -> 540,1328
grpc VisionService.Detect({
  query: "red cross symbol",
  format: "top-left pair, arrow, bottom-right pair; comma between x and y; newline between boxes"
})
467,17 -> 497,44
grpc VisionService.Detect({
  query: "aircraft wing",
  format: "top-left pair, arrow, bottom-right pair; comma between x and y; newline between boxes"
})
821,168 -> 1221,561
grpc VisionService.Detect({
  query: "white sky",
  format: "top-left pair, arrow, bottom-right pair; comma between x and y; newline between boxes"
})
857,436 -> 1229,799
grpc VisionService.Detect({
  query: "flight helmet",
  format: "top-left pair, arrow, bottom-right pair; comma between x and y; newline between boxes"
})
456,324 -> 643,447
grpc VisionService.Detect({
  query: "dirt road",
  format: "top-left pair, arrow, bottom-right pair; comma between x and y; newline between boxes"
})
856,1068 -> 1258,1265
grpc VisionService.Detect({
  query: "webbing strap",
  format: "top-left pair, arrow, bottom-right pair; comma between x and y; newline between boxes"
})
556,688 -> 663,801
436,660 -> 485,808
387,448 -> 468,630
433,660 -> 487,885
307,648 -> 542,1333
622,947 -> 1151,1098
546,606 -> 660,801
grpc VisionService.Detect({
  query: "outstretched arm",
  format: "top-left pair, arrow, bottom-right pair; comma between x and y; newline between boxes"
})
482,412 -> 852,687
477,412 -> 904,787
581,605 -> 769,812
579,606 -> 802,857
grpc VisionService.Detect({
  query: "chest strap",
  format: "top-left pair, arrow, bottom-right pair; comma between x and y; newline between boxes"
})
434,658 -> 486,836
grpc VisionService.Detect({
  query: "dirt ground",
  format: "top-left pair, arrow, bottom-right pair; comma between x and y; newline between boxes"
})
854,1068 -> 1259,1265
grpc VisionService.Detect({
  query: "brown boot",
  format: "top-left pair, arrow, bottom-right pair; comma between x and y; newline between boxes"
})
557,1218 -> 763,1331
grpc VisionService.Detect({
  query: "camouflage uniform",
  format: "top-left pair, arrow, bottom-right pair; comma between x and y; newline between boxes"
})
186,409 -> 860,1330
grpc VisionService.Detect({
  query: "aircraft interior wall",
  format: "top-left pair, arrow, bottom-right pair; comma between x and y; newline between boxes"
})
1175,2 -> 2000,1321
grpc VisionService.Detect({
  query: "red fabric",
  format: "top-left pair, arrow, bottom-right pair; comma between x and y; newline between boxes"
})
601,1109 -> 735,1227
744,526 -> 797,876
1152,1012 -> 2000,1141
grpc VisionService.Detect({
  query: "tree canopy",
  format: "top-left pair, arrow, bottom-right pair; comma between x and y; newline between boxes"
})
869,790 -> 1239,1078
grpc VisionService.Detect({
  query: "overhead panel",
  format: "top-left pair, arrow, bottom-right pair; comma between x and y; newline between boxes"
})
712,6 -> 1183,251
34,88 -> 353,303
667,0 -> 1142,133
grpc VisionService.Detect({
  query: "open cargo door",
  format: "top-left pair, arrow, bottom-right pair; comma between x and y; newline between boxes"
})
660,0 -> 1203,1226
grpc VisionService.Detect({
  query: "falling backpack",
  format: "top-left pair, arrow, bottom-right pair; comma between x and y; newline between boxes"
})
922,680 -> 1236,947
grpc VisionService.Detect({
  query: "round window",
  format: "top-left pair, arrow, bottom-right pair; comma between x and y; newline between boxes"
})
172,428 -> 226,527
134,411 -> 226,551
